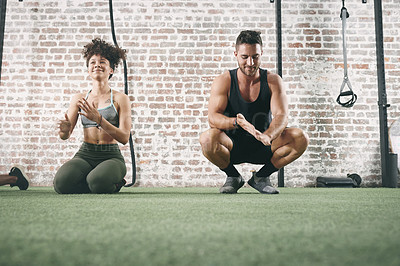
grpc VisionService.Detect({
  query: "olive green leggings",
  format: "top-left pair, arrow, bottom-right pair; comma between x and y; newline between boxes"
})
54,142 -> 126,194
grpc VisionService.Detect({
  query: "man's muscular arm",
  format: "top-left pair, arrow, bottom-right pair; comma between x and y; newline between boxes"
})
263,72 -> 288,140
208,71 -> 237,130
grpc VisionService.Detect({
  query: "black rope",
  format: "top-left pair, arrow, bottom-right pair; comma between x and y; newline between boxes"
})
0,0 -> 7,82
109,0 -> 136,187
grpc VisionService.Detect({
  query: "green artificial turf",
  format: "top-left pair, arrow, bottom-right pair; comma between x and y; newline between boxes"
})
1,186 -> 399,266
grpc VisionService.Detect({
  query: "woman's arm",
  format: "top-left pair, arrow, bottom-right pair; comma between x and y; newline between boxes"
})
58,94 -> 81,140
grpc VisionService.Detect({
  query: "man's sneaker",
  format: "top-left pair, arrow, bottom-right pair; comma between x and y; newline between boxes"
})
219,175 -> 245,194
9,166 -> 29,190
115,179 -> 127,193
248,172 -> 279,194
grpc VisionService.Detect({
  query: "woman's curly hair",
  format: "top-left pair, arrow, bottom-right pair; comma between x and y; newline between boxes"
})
82,38 -> 126,79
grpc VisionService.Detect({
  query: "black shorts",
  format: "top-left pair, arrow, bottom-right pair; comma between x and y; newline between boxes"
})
226,131 -> 273,165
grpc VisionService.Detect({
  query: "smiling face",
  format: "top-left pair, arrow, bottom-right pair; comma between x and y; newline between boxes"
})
87,54 -> 114,81
234,43 -> 263,77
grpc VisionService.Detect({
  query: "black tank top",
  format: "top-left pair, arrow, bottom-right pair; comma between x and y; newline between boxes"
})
224,68 -> 272,135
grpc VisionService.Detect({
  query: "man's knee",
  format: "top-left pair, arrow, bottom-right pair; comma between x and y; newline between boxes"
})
200,129 -> 226,158
199,130 -> 213,146
200,129 -> 215,150
281,128 -> 309,155
290,128 -> 309,148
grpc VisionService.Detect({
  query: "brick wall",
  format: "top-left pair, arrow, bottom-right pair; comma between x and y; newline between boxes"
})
1,0 -> 399,187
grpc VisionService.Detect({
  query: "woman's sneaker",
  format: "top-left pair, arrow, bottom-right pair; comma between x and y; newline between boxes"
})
9,166 -> 30,190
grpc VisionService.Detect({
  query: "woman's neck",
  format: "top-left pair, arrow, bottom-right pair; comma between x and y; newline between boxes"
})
91,79 -> 110,94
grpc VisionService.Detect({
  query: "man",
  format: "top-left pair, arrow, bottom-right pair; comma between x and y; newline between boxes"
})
0,166 -> 29,190
199,30 -> 309,194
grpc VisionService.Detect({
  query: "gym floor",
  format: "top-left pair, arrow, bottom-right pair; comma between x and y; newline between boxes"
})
1,186 -> 399,266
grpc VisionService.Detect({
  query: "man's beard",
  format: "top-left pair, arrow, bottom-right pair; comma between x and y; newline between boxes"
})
239,65 -> 259,77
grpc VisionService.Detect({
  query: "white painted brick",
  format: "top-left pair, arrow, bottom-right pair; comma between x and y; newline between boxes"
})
1,0 -> 399,187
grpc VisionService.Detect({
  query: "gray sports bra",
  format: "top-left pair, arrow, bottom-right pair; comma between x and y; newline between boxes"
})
81,89 -> 119,128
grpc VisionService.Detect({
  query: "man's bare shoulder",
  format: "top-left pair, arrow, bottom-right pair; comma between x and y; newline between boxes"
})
212,71 -> 231,92
267,70 -> 284,90
266,70 -> 281,84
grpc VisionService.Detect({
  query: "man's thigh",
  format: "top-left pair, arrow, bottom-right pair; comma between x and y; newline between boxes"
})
201,128 -> 234,151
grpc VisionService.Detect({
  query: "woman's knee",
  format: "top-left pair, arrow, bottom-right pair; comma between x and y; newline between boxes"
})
87,176 -> 113,194
53,171 -> 73,194
53,159 -> 90,194
54,164 -> 72,194
87,160 -> 126,194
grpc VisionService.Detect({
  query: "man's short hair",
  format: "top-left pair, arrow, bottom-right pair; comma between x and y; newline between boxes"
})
235,30 -> 263,49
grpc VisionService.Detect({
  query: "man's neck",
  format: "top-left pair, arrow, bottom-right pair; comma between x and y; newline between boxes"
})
237,68 -> 260,88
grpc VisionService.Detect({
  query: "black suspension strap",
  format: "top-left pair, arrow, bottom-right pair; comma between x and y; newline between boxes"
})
0,0 -> 7,82
337,0 -> 357,107
109,0 -> 136,187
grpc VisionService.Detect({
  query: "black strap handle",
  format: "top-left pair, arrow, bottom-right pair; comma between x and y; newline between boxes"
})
336,91 -> 357,108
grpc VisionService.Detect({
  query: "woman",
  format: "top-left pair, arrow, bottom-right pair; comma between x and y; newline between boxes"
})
54,38 -> 131,194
